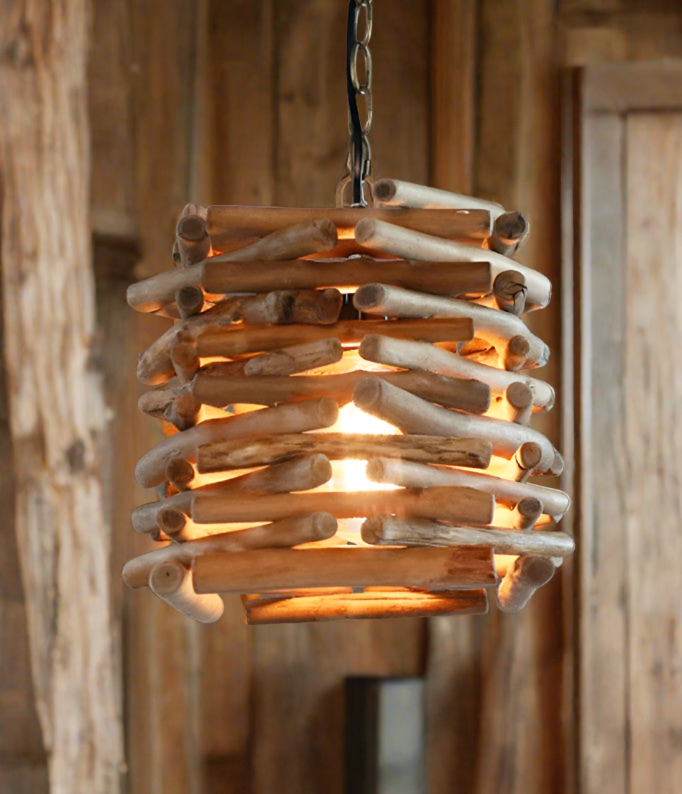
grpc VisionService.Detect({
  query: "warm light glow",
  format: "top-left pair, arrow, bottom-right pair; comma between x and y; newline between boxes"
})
322,398 -> 399,543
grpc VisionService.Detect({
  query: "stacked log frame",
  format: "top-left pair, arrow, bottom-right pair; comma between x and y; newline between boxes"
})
123,180 -> 573,624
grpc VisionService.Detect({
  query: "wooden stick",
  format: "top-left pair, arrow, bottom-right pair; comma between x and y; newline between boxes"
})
503,335 -> 533,372
354,218 -> 551,311
488,212 -> 530,259
205,205 -> 491,249
236,289 -> 343,326
361,517 -> 574,557
191,486 -> 494,527
501,381 -> 533,425
496,556 -> 558,613
176,285 -> 205,318
156,506 -> 188,537
196,317 -> 473,360
499,442 -> 544,482
364,458 -> 570,520
124,513 -> 338,588
358,334 -> 555,410
199,454 -> 333,494
166,392 -> 201,431
165,457 -> 195,491
243,588 -> 489,623
244,338 -> 343,376
134,397 -> 339,488
458,338 -> 500,368
192,370 -> 491,413
149,561 -> 224,623
170,340 -> 199,384
176,213 -> 212,267
492,270 -> 527,315
510,497 -> 544,530
197,433 -> 492,473
131,491 -> 193,534
127,219 -> 339,312
373,178 -> 504,220
353,283 -> 547,367
353,377 -> 556,471
193,545 -> 498,594
136,292 -> 356,385
201,256 -> 492,297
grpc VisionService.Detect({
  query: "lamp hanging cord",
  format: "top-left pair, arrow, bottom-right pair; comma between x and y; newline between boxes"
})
340,0 -> 373,207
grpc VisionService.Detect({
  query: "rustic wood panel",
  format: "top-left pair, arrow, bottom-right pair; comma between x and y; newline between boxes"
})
431,0 -> 477,193
426,5 -> 483,794
624,111 -> 682,794
577,109 -> 629,794
0,2 -> 124,791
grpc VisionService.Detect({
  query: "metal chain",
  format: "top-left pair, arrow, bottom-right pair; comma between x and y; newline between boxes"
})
336,0 -> 374,207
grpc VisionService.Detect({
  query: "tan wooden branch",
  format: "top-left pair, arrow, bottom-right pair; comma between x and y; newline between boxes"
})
353,377 -> 556,471
201,257 -> 492,298
364,457 -> 570,520
124,513 -> 339,588
190,485 -> 495,527
192,369 -> 491,413
205,205 -> 491,249
358,334 -> 555,410
196,433 -> 492,473
373,178 -> 505,221
134,397 -> 339,488
192,545 -> 498,594
353,283 -> 548,367
496,556 -> 559,613
243,588 -> 489,623
354,218 -> 551,310
361,517 -> 574,558
488,212 -> 530,259
127,219 -> 339,312
149,560 -> 224,623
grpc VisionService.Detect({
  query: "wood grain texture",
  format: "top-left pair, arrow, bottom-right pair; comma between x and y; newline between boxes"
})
577,109 -> 629,794
623,111 -> 682,794
121,2 -> 207,792
0,2 -> 124,791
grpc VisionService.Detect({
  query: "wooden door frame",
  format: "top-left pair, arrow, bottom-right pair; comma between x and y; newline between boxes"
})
562,59 -> 682,794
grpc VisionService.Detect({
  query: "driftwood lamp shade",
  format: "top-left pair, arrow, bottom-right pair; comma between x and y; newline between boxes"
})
122,179 -> 573,624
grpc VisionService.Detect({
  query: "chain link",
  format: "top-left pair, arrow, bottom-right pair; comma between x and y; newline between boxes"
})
336,0 -> 374,207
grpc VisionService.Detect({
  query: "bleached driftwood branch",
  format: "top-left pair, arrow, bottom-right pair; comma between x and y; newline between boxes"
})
354,218 -> 551,310
196,433 -> 492,473
361,516 -> 574,558
135,398 -> 340,488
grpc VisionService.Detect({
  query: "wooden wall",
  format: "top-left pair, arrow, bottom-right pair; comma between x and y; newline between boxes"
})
2,1 -> 682,793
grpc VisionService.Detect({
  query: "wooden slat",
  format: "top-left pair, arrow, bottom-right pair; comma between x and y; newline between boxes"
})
577,109 -> 629,794
122,2 -> 206,793
624,111 -> 682,793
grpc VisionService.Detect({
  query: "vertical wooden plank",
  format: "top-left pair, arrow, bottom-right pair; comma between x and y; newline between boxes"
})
248,4 -> 429,794
624,112 -> 682,794
119,3 -> 205,793
426,5 -> 483,794
577,110 -> 629,794
431,0 -> 477,193
474,2 -> 566,793
0,2 -> 125,791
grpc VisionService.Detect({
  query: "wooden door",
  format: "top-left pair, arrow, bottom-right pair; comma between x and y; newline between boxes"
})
566,61 -> 682,794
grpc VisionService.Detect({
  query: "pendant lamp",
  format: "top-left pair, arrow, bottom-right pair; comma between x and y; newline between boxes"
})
123,0 -> 573,624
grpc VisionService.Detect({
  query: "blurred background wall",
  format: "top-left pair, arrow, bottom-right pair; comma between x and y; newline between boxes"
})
1,1 -> 682,793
